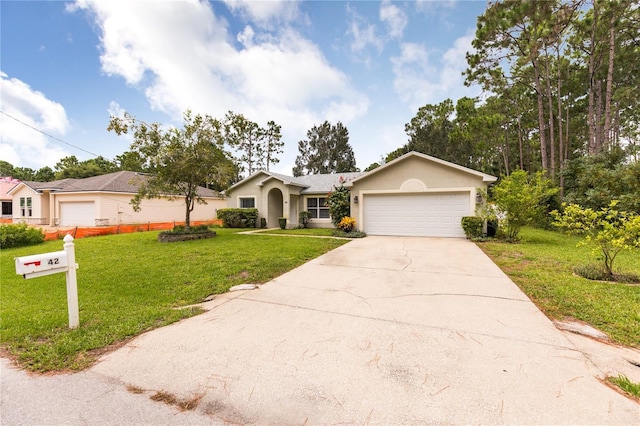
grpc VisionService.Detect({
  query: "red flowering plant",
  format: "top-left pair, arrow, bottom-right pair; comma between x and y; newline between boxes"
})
326,182 -> 351,227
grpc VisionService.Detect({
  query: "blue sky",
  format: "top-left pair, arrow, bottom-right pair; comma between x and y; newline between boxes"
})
1,0 -> 487,175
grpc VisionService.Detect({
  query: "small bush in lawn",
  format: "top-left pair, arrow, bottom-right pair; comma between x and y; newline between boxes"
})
461,216 -> 483,239
573,263 -> 640,284
337,216 -> 356,233
573,263 -> 610,281
0,223 -> 45,249
298,211 -> 311,228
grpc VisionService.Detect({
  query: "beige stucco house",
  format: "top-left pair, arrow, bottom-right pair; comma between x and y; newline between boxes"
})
8,171 -> 226,227
226,151 -> 497,237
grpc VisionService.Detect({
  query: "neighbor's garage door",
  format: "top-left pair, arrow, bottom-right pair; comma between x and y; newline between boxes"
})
60,202 -> 95,226
363,193 -> 470,237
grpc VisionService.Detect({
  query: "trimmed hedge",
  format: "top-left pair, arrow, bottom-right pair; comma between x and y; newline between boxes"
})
0,223 -> 45,249
217,208 -> 258,228
461,216 -> 483,239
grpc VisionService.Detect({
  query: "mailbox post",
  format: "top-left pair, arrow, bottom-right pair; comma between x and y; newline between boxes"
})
63,235 -> 79,329
15,234 -> 80,329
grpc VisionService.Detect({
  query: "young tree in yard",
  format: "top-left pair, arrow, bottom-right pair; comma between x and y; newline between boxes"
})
108,110 -> 236,229
293,121 -> 357,176
492,169 -> 558,241
552,201 -> 640,278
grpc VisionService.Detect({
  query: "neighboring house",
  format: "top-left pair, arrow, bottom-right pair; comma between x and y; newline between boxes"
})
7,171 -> 226,227
227,151 -> 497,237
1,177 -> 21,219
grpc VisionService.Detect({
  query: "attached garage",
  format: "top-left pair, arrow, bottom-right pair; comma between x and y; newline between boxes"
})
348,152 -> 497,238
363,192 -> 470,237
60,202 -> 95,226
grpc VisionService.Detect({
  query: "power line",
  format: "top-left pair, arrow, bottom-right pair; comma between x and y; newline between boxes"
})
0,110 -> 104,158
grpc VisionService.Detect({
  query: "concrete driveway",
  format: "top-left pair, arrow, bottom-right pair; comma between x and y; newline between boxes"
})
83,236 -> 638,424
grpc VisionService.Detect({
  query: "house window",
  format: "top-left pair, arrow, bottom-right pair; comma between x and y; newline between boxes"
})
26,197 -> 32,217
239,197 -> 255,208
1,201 -> 12,216
307,197 -> 329,219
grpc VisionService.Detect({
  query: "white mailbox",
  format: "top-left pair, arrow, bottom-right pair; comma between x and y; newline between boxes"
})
15,250 -> 69,279
14,234 -> 80,329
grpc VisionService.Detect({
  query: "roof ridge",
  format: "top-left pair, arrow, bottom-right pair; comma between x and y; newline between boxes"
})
97,170 -> 130,190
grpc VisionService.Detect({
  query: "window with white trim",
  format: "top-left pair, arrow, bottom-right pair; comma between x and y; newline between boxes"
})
20,197 -> 32,217
239,197 -> 255,208
307,197 -> 329,219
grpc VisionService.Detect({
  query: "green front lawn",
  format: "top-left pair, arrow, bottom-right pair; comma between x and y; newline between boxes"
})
479,228 -> 640,348
0,229 -> 348,371
254,228 -> 337,236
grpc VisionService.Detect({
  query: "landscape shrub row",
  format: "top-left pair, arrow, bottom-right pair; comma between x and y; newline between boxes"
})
0,223 -> 45,249
217,208 -> 258,228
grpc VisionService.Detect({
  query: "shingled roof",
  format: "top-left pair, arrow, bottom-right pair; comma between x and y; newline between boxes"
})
230,170 -> 366,194
13,171 -> 221,198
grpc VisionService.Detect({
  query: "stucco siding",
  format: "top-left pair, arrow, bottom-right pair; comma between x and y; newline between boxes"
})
11,185 -> 47,225
352,156 -> 484,192
227,174 -> 266,212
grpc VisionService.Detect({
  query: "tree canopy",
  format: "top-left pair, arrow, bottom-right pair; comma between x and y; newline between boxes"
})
107,110 -> 236,228
293,121 -> 358,176
223,111 -> 284,176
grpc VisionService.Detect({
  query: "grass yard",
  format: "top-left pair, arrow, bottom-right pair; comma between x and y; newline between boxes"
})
479,227 -> 640,348
253,228 -> 336,237
0,228 -> 348,372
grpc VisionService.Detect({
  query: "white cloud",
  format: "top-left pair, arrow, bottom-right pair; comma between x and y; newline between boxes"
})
71,0 -> 368,157
391,32 -> 479,110
348,19 -> 382,53
415,0 -> 457,13
222,0 -> 303,28
0,72 -> 71,169
345,5 -> 384,65
107,100 -> 126,118
380,0 -> 407,39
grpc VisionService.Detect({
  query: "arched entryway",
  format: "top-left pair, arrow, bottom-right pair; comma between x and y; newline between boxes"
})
267,188 -> 284,228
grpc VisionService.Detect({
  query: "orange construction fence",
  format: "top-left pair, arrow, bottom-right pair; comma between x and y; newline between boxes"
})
42,220 -> 223,241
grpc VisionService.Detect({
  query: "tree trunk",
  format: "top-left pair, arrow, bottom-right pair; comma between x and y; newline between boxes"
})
603,14 -> 616,150
587,2 -> 599,154
557,47 -> 564,197
185,195 -> 195,229
544,51 -> 556,178
503,123 -> 510,175
517,113 -> 524,170
596,79 -> 603,151
565,105 -> 570,162
533,63 -> 549,172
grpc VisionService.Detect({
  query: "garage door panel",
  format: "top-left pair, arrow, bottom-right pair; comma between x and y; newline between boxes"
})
364,193 -> 469,238
60,202 -> 95,226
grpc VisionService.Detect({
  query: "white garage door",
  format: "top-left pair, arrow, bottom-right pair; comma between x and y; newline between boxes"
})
363,193 -> 470,237
60,202 -> 95,226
